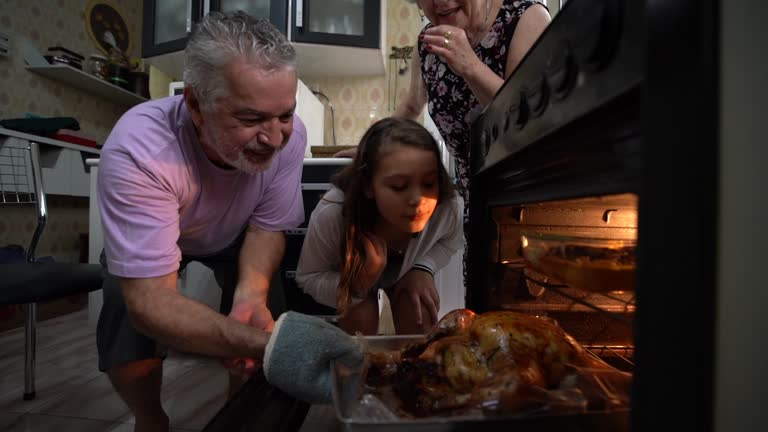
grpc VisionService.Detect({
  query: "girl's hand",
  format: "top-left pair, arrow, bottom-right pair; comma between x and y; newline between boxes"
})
422,25 -> 484,78
358,234 -> 388,296
393,269 -> 440,329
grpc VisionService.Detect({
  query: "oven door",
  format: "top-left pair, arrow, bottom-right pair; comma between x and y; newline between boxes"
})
467,0 -> 719,431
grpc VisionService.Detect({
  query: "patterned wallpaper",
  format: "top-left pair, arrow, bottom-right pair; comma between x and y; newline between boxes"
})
0,196 -> 90,264
302,0 -> 424,147
0,0 -> 143,144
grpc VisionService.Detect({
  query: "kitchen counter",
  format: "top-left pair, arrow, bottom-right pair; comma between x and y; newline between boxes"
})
0,127 -> 101,154
0,127 -> 99,198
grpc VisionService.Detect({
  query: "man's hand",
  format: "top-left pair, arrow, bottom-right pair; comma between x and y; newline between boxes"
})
393,269 -> 440,328
229,294 -> 275,331
222,226 -> 283,375
222,294 -> 275,375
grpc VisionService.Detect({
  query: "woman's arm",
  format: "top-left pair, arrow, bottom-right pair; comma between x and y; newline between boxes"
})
421,4 -> 551,107
504,4 -> 552,80
394,49 -> 428,120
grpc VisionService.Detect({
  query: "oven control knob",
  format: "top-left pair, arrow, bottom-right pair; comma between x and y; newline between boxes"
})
505,92 -> 529,131
480,128 -> 492,157
524,76 -> 549,118
545,43 -> 577,100
572,0 -> 623,71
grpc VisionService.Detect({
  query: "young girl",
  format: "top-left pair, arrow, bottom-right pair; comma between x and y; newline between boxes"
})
296,117 -> 464,335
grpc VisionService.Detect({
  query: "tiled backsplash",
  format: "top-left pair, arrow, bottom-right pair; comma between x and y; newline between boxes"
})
302,0 -> 423,147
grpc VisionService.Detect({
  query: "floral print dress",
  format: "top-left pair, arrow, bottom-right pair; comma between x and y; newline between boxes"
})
419,0 -> 544,206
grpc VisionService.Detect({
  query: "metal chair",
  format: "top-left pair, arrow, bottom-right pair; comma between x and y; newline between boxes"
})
0,138 -> 102,400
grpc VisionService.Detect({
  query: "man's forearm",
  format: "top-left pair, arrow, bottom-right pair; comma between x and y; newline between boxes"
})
236,227 -> 285,301
122,275 -> 269,359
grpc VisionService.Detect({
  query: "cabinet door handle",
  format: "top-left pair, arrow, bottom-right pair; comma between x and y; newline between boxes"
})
186,0 -> 193,33
296,1 -> 304,28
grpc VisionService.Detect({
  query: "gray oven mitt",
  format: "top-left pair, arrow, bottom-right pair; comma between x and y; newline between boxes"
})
263,311 -> 364,404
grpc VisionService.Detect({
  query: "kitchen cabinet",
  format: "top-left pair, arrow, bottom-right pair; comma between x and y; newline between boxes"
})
142,0 -> 285,61
209,0 -> 286,30
142,0 -> 201,58
291,0 -> 386,77
142,0 -> 386,79
291,0 -> 379,49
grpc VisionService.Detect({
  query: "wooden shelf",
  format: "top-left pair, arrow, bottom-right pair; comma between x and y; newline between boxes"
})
26,63 -> 148,107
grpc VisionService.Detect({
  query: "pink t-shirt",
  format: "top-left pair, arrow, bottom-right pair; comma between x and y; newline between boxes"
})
97,95 -> 305,278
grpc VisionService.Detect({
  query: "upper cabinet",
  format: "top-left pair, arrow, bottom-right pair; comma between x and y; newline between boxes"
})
142,0 -> 200,58
210,0 -> 286,30
291,0 -> 379,49
291,0 -> 385,78
141,0 -> 386,79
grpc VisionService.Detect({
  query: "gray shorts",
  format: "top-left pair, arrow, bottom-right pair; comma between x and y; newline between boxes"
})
96,233 -> 244,372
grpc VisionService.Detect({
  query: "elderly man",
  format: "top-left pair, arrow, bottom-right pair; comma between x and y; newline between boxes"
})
96,12 -> 360,432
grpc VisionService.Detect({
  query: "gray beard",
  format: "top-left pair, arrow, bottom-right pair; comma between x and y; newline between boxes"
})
223,150 -> 274,175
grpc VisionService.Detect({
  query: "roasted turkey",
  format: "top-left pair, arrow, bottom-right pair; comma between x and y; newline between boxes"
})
365,309 -> 631,417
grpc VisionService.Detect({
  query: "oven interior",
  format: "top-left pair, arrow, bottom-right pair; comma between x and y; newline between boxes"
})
484,193 -> 637,373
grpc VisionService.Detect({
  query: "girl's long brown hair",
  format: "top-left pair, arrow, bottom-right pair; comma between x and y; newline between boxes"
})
332,117 -> 455,314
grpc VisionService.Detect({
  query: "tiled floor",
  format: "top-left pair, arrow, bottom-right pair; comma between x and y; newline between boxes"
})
0,309 -> 229,431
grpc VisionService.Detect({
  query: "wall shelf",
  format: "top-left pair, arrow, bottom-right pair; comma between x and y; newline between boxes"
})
26,63 -> 147,107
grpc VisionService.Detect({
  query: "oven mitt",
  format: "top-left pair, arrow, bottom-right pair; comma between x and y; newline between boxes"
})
263,311 -> 364,404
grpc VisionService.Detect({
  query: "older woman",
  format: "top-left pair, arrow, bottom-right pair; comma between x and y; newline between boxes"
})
397,0 -> 551,203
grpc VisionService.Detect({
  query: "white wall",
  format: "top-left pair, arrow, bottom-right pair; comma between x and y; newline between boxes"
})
295,79 -> 325,156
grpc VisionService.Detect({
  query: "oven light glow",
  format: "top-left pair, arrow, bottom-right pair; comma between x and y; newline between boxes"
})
521,236 -> 529,248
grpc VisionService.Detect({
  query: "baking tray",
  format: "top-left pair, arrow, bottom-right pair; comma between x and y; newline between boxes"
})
520,230 -> 637,293
331,335 -> 630,432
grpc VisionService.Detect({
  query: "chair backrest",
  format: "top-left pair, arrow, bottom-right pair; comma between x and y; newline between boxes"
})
0,139 -> 47,262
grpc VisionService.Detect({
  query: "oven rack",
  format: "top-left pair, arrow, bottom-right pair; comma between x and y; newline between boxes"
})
521,275 -> 635,324
584,345 -> 635,371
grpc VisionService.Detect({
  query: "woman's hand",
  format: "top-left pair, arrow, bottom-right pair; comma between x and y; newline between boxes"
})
421,25 -> 484,79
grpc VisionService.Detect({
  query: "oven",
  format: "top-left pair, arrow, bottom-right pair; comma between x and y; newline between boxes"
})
467,0 -> 721,430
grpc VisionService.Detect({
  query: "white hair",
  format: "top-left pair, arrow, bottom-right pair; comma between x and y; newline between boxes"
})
183,11 -> 296,110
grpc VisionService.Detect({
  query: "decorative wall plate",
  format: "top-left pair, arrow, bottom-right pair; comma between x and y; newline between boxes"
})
84,0 -> 131,56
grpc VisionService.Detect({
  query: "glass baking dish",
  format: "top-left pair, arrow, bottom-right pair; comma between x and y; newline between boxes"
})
520,231 -> 637,293
330,335 -> 630,431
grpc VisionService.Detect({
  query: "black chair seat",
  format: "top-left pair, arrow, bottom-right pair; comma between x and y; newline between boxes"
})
0,263 -> 103,305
